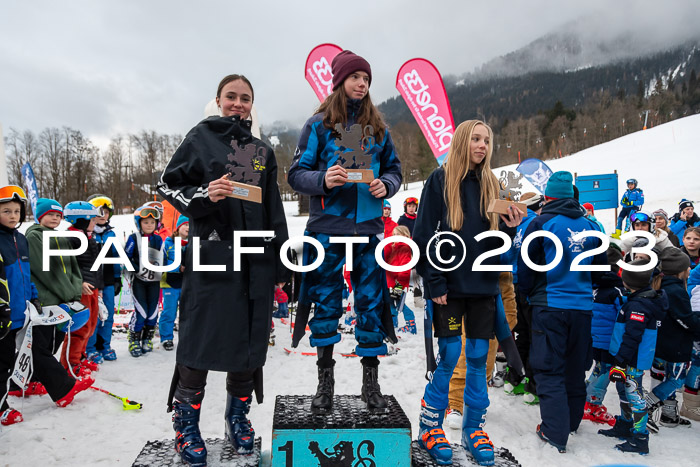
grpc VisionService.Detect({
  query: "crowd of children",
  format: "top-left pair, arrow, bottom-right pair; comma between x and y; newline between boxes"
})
0,188 -> 188,427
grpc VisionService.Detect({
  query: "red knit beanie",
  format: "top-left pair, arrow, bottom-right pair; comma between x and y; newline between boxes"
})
331,50 -> 372,91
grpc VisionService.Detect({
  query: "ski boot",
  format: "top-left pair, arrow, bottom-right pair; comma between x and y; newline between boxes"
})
611,229 -> 622,239
224,394 -> 256,454
462,405 -> 495,465
9,381 -> 47,397
660,398 -> 692,427
173,397 -> 207,466
0,408 -> 23,426
644,390 -> 663,434
162,340 -> 175,351
87,350 -> 104,364
140,325 -> 155,353
504,373 -> 526,396
615,432 -> 649,455
101,347 -> 117,361
445,408 -> 463,430
128,330 -> 142,357
523,392 -> 539,405
361,358 -> 388,413
536,424 -> 566,453
583,401 -> 616,426
398,319 -> 417,334
418,399 -> 452,465
311,360 -> 335,415
599,415 -> 632,439
56,375 -> 95,407
490,354 -> 507,388
680,391 -> 700,422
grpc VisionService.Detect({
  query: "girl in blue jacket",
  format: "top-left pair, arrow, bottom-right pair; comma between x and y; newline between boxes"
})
288,50 -> 402,415
412,120 -> 522,466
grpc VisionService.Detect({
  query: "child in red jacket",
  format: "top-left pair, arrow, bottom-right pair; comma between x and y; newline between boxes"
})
385,225 -> 416,334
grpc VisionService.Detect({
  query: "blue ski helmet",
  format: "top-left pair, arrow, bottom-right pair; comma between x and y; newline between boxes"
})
46,302 -> 91,333
626,178 -> 638,188
64,201 -> 102,230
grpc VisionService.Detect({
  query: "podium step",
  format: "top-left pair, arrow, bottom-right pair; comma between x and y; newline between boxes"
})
133,437 -> 261,467
272,394 -> 411,466
411,441 -> 522,467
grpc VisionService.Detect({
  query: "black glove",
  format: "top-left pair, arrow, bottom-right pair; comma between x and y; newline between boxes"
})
113,280 -> 122,296
0,306 -> 11,340
389,284 -> 403,300
609,365 -> 627,383
31,298 -> 42,314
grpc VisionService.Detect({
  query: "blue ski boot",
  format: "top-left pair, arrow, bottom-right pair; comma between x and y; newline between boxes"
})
418,399 -> 452,465
224,394 -> 255,454
615,432 -> 649,455
172,398 -> 207,466
462,405 -> 495,466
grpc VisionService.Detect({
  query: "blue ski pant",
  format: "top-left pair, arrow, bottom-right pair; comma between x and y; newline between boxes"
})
530,306 -> 592,447
299,232 -> 386,356
390,297 -> 415,326
86,285 -> 115,353
684,342 -> 700,391
159,287 -> 181,342
616,206 -> 636,230
617,367 -> 648,434
129,279 -> 161,332
424,335 -> 490,412
586,360 -> 613,403
652,359 -> 689,401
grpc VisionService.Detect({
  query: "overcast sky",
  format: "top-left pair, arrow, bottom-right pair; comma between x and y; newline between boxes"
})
1,0 -> 698,148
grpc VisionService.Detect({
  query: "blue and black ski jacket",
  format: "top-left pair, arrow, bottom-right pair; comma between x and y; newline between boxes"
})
517,198 -> 607,311
609,287 -> 667,370
0,225 -> 39,330
591,272 -> 626,350
288,99 -> 402,235
503,207 -> 538,284
620,188 -> 644,209
93,223 -> 121,287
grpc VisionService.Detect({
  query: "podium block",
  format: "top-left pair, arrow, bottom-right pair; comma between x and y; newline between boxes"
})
133,437 -> 261,466
271,395 -> 411,466
411,441 -> 522,467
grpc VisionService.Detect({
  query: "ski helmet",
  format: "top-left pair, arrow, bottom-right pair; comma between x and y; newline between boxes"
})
87,194 -> 115,219
626,178 -> 638,188
403,197 -> 418,212
0,185 -> 27,224
630,210 -> 654,233
144,201 -> 164,216
134,204 -> 162,230
64,201 -> 102,231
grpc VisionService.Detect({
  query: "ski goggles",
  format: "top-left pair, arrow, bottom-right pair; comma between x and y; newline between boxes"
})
137,207 -> 161,220
630,212 -> 651,224
405,197 -> 419,205
0,185 -> 27,203
88,195 -> 114,211
144,201 -> 164,213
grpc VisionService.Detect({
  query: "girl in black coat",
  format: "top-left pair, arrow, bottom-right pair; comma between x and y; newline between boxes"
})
158,74 -> 289,465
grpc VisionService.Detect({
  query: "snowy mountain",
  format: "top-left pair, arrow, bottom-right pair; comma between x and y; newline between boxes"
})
3,115 -> 700,466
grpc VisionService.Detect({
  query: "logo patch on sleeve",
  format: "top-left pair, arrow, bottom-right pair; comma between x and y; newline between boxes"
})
630,313 -> 645,323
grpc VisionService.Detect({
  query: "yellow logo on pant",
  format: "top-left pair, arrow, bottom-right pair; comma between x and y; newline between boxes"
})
448,317 -> 458,331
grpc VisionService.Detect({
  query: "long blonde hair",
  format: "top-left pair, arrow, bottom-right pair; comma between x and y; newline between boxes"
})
443,120 -> 500,231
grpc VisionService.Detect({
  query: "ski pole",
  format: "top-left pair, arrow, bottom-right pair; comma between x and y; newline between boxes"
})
90,386 -> 143,410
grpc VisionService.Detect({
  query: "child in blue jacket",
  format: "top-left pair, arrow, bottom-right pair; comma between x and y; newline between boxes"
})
600,259 -> 667,455
613,178 -> 644,238
583,246 -> 626,426
159,215 -> 188,351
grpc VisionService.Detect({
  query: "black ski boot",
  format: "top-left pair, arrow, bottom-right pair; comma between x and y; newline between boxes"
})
172,392 -> 207,466
128,330 -> 142,357
599,415 -> 633,439
660,398 -> 692,427
311,361 -> 335,415
141,325 -> 155,353
615,432 -> 649,455
224,394 -> 255,454
361,358 -> 388,413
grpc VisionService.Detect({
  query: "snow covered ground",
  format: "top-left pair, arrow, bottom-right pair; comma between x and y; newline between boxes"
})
3,115 -> 700,466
